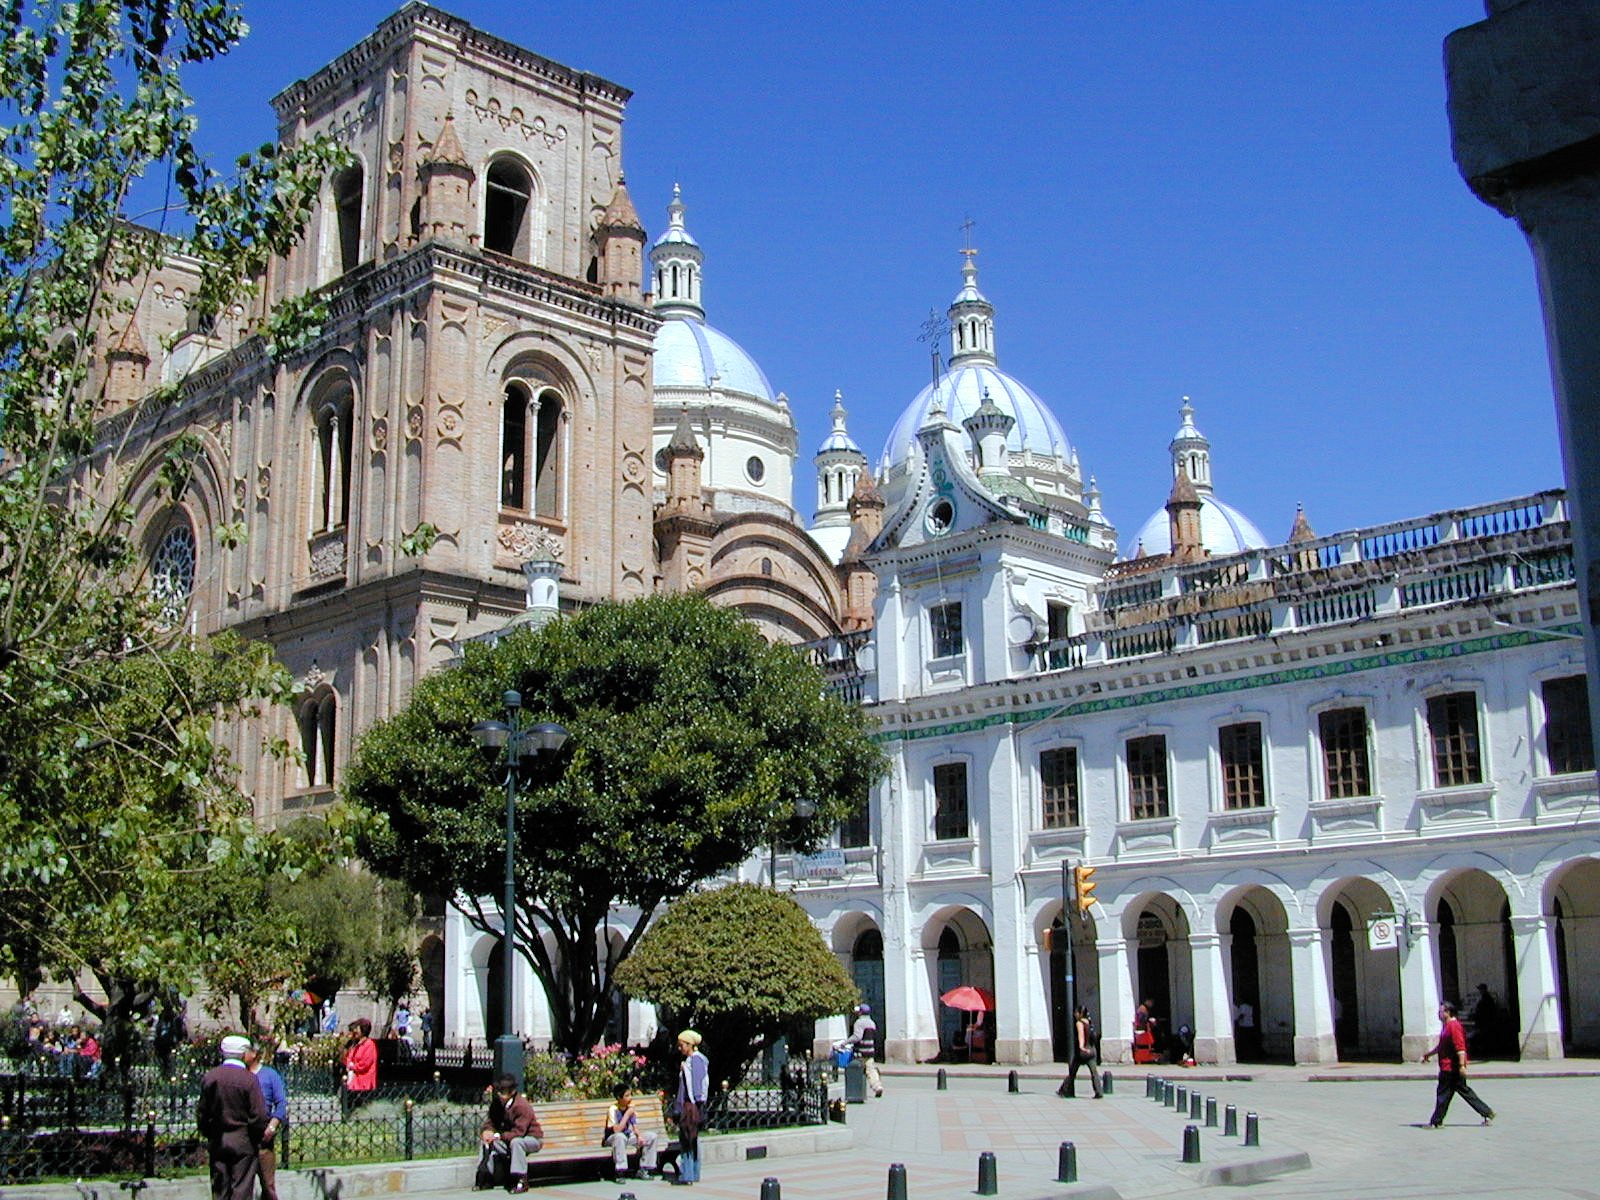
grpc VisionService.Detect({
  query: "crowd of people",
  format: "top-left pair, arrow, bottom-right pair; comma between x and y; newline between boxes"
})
13,1006 -> 103,1078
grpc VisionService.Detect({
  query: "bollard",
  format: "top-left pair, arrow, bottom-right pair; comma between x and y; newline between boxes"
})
1163,1080 -> 1175,1107
1007,1070 -> 1020,1094
619,1195 -> 636,1200
1244,1112 -> 1260,1147
887,1162 -> 908,1200
760,1177 -> 781,1200
936,1068 -> 948,1091
1145,1075 -> 1155,1099
1175,1084 -> 1188,1112
1205,1096 -> 1218,1128
976,1151 -> 998,1196
1057,1141 -> 1078,1184
1101,1070 -> 1113,1096
404,1098 -> 415,1160
143,1109 -> 157,1178
1190,1091 -> 1202,1120
1182,1124 -> 1201,1164
1224,1103 -> 1238,1137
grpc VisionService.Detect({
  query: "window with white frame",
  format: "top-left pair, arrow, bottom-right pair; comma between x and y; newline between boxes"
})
932,762 -> 969,840
1126,734 -> 1169,820
1039,746 -> 1079,828
930,602 -> 963,659
1318,706 -> 1372,798
1426,691 -> 1483,787
1542,675 -> 1594,775
1219,721 -> 1266,809
484,157 -> 534,258
309,381 -> 354,534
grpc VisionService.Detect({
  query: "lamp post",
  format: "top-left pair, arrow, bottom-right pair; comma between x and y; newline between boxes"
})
770,797 -> 818,885
471,690 -> 568,1090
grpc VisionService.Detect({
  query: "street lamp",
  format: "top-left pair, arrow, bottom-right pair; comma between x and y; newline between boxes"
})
770,796 -> 818,885
471,689 -> 568,1089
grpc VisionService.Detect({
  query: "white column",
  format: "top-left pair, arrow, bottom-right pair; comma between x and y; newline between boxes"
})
1096,936 -> 1134,1064
1189,932 -> 1235,1065
1288,927 -> 1337,1063
1510,913 -> 1565,1060
1399,919 -> 1443,1061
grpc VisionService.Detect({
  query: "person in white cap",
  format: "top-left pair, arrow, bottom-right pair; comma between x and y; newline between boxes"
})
198,1036 -> 268,1200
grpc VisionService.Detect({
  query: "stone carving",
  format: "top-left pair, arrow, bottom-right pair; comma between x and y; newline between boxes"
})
497,523 -> 563,563
462,88 -> 567,150
371,416 -> 388,453
309,532 -> 347,580
233,476 -> 247,511
435,403 -> 462,446
327,96 -> 381,144
406,404 -> 425,442
255,464 -> 271,501
418,51 -> 449,91
300,664 -> 326,691
620,449 -> 646,487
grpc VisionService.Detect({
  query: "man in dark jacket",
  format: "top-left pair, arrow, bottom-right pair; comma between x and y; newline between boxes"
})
478,1073 -> 544,1193
198,1035 -> 269,1200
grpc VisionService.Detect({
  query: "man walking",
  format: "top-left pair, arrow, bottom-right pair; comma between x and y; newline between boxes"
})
1422,1001 -> 1495,1128
845,1004 -> 883,1097
197,1035 -> 268,1200
245,1042 -> 288,1200
478,1073 -> 543,1193
1057,1005 -> 1103,1098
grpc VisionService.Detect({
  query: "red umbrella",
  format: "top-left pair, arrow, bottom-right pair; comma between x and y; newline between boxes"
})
939,985 -> 996,1012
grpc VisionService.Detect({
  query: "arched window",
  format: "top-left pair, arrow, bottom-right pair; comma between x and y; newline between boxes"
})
333,164 -> 364,274
533,389 -> 563,518
310,381 -> 354,533
298,689 -> 337,789
484,158 -> 534,258
150,518 -> 196,630
501,381 -> 530,509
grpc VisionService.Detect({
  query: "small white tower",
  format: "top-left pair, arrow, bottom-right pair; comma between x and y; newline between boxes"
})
649,184 -> 704,319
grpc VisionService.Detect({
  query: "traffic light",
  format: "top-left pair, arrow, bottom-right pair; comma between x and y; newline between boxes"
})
1073,864 -> 1097,914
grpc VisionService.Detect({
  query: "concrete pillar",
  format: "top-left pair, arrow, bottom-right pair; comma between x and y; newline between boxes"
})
1400,920 -> 1444,1062
1097,936 -> 1135,1064
1447,0 -> 1600,758
1287,927 -> 1337,1063
1509,913 -> 1565,1060
1189,932 -> 1236,1065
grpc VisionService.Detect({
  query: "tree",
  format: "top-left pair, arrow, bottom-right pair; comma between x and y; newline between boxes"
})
345,593 -> 886,1055
615,883 -> 858,1091
0,1 -> 343,1060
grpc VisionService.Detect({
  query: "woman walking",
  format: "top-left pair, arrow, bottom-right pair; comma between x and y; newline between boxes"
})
672,1030 -> 709,1186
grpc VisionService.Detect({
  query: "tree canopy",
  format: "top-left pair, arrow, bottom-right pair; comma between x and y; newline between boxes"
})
0,0 -> 343,1059
615,882 -> 858,1090
345,592 -> 886,1055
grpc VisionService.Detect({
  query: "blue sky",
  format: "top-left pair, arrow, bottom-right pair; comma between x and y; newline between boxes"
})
181,1 -> 1555,549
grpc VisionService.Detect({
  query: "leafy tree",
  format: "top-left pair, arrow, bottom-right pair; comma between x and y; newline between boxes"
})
0,1 -> 343,1063
615,883 -> 858,1092
345,593 -> 886,1056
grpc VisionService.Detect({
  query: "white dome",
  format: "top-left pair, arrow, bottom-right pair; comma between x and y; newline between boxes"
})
1124,494 -> 1268,560
880,362 -> 1072,471
653,317 -> 775,403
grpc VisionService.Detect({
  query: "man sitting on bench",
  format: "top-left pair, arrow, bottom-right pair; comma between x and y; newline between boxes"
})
606,1086 -> 663,1181
478,1074 -> 544,1193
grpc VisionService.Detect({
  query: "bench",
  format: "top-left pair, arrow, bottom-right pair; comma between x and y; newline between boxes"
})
494,1095 -> 679,1183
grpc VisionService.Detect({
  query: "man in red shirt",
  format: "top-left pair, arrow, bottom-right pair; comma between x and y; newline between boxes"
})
1422,1001 -> 1495,1128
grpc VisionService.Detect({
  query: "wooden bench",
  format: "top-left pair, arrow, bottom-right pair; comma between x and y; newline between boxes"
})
504,1095 -> 679,1181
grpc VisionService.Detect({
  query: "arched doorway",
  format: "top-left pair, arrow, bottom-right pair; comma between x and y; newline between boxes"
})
852,928 -> 886,1052
924,908 -> 995,1062
1046,908 -> 1099,1063
1320,878 -> 1401,1060
1430,869 -> 1519,1059
1122,894 -> 1194,1058
486,939 -> 506,1042
1548,858 -> 1600,1054
419,934 -> 445,1049
1220,887 -> 1293,1062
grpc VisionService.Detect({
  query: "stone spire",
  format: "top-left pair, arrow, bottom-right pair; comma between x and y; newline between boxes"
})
418,113 -> 475,244
594,175 -> 646,301
1166,464 -> 1206,563
947,240 -> 997,368
103,316 -> 150,410
1288,503 -> 1316,543
663,406 -> 705,508
649,184 -> 704,319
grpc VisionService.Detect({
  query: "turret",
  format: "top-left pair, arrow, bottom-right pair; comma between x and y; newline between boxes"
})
648,184 -> 704,319
594,176 -> 646,301
417,114 -> 475,244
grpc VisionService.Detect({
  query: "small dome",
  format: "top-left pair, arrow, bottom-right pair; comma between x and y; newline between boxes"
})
881,361 -> 1071,471
1124,495 -> 1268,560
653,317 -> 775,403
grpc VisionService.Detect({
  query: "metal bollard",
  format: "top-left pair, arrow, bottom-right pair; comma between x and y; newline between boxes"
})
1163,1080 -> 1175,1107
1007,1070 -> 1020,1094
1244,1112 -> 1260,1147
1190,1091 -> 1202,1120
936,1068 -> 948,1091
760,1177 -> 781,1200
1057,1141 -> 1078,1184
1205,1096 -> 1218,1128
1182,1124 -> 1201,1164
619,1195 -> 636,1200
1224,1103 -> 1238,1137
404,1098 -> 415,1160
977,1151 -> 998,1196
1145,1075 -> 1156,1099
1101,1070 -> 1113,1096
1175,1084 -> 1188,1111
887,1162 -> 908,1200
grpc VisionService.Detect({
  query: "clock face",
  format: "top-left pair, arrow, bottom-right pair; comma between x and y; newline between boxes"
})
926,498 -> 955,535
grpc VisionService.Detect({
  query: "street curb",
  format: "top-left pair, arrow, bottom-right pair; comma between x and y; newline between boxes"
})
1018,1186 -> 1123,1200
1187,1150 -> 1312,1186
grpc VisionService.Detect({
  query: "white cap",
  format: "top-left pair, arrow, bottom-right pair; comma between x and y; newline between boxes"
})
220,1035 -> 252,1059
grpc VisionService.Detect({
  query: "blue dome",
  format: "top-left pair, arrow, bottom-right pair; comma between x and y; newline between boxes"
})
881,362 -> 1072,470
653,317 -> 775,403
1124,495 -> 1268,560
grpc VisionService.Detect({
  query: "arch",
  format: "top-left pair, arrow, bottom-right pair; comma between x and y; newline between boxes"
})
1546,857 -> 1600,1053
419,934 -> 445,1049
1122,892 -> 1194,1058
484,154 -> 539,260
1217,886 -> 1293,1061
920,906 -> 994,1062
495,353 -> 577,523
1040,902 -> 1099,1063
1319,875 -> 1401,1059
332,161 -> 365,275
1427,867 -> 1519,1058
302,368 -> 356,535
296,685 -> 337,789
